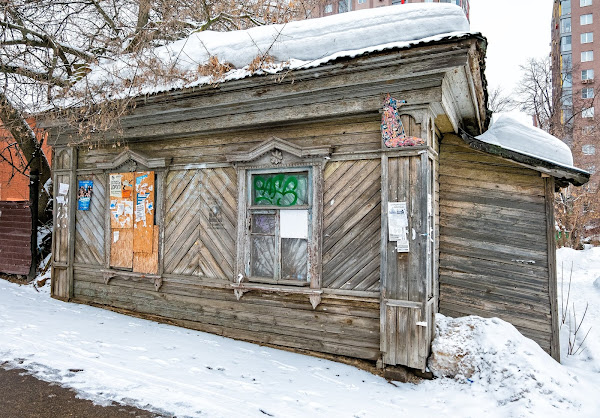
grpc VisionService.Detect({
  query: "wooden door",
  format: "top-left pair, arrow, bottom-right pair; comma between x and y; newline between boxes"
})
380,153 -> 434,370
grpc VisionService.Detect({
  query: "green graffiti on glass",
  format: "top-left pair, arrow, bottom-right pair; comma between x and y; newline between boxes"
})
254,174 -> 300,206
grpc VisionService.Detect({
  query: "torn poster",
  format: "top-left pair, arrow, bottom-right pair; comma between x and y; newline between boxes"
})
77,180 -> 93,211
388,201 -> 409,252
381,94 -> 425,148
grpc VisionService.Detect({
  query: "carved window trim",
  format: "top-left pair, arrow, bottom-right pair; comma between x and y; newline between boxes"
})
229,137 -> 330,308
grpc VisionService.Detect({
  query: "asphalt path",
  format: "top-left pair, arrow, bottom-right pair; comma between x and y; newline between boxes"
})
0,364 -> 169,418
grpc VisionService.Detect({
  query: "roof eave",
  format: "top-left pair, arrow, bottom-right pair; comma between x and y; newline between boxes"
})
458,129 -> 590,187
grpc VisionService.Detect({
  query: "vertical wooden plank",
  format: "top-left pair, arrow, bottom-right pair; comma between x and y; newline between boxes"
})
133,226 -> 153,253
545,177 -> 560,362
110,228 -> 133,268
380,155 -> 389,358
67,147 -> 78,298
133,225 -> 159,274
310,164 -> 324,289
235,168 -> 247,278
157,169 -> 167,277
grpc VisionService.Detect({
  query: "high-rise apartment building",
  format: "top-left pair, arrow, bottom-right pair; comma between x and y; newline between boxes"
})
552,0 -> 600,242
313,0 -> 470,21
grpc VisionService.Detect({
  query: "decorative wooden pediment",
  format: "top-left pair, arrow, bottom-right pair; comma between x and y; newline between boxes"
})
226,137 -> 331,165
97,149 -> 166,171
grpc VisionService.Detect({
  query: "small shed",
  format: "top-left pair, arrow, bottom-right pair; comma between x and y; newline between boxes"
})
47,5 -> 588,370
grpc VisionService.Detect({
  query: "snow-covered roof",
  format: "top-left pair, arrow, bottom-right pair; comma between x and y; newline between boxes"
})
85,4 -> 472,98
476,114 -> 574,168
468,114 -> 589,186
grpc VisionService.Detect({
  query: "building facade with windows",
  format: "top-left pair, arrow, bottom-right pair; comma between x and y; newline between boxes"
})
552,0 -> 600,241
313,0 -> 469,21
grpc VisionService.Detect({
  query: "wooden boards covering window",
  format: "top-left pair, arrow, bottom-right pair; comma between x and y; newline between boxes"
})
109,171 -> 158,273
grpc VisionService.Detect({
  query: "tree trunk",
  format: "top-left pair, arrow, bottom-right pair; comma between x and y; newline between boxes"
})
0,91 -> 52,224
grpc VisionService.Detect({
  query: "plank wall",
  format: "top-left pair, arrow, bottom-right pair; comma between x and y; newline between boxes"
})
438,134 -> 557,356
70,115 -> 383,361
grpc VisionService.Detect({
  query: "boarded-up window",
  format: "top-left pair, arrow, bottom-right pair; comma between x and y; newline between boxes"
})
109,171 -> 158,273
248,170 -> 310,283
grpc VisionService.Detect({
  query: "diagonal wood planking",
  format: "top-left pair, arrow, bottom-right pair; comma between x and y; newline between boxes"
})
74,174 -> 106,265
322,160 -> 381,291
164,167 -> 237,280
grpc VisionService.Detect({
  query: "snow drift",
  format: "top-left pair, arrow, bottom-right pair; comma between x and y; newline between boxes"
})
429,314 -> 586,410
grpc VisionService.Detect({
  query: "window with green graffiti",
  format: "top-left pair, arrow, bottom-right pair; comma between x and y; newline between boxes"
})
251,172 -> 308,207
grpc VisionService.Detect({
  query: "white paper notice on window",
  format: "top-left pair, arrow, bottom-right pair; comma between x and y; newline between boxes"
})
58,183 -> 69,195
280,209 -> 308,239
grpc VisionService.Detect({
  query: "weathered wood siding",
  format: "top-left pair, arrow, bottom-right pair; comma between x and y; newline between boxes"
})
69,116 -> 383,361
74,174 -> 105,265
322,159 -> 381,292
72,269 -> 381,360
163,167 -> 237,279
438,134 -> 557,357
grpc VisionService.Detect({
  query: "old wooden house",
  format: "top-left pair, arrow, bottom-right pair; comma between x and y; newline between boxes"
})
48,5 -> 588,371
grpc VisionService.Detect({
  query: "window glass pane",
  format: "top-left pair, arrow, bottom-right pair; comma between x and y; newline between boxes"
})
281,238 -> 308,281
252,172 -> 308,207
338,0 -> 349,13
581,32 -> 593,43
582,69 -> 594,80
561,18 -> 571,33
582,87 -> 595,98
581,0 -> 592,6
582,107 -> 595,118
561,35 -> 572,51
581,14 -> 593,25
563,72 -> 572,87
561,0 -> 571,15
251,214 -> 277,234
251,236 -> 275,278
582,51 -> 594,61
562,53 -> 572,70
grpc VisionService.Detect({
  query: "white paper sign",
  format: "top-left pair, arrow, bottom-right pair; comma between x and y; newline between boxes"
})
110,174 -> 122,198
113,231 -> 120,243
280,210 -> 308,239
56,196 -> 65,205
58,183 -> 69,195
388,202 -> 409,253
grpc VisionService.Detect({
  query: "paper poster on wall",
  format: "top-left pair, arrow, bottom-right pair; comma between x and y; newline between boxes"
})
58,183 -> 69,195
134,171 -> 154,226
110,172 -> 134,229
388,202 -> 409,252
110,174 -> 122,198
77,180 -> 93,210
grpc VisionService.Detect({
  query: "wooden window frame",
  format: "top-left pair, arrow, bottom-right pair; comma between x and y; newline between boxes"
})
246,167 -> 313,286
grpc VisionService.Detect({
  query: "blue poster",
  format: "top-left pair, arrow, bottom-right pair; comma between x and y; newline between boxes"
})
78,180 -> 93,211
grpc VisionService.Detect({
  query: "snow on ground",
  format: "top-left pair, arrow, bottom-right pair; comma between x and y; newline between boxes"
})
0,247 -> 599,417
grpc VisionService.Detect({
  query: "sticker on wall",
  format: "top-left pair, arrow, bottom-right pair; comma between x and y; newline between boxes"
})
77,180 -> 93,211
381,94 -> 425,148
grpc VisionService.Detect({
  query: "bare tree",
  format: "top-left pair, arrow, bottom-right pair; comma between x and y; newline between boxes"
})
514,57 -> 600,246
0,0 -> 317,222
487,85 -> 515,114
